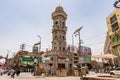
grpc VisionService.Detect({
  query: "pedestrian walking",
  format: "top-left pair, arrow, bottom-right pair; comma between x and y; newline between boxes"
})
11,68 -> 15,78
16,68 -> 20,76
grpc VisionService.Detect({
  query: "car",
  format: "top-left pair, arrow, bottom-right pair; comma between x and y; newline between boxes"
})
110,67 -> 120,75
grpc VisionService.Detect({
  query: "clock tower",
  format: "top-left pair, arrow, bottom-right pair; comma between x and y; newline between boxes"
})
51,6 -> 67,53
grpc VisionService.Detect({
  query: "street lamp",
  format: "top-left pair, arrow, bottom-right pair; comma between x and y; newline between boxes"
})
72,33 -> 75,75
114,0 -> 120,8
73,26 -> 83,80
37,35 -> 41,52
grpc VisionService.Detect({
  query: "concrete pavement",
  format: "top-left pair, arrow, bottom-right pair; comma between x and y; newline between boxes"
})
84,72 -> 120,80
0,72 -> 120,80
0,72 -> 80,80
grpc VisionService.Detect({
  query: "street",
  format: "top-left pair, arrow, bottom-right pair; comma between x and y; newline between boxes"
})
0,72 -> 80,80
0,72 -> 120,80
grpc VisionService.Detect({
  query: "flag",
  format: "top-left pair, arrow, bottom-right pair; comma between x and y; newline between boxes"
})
3,62 -> 7,67
73,26 -> 83,34
5,54 -> 8,60
34,42 -> 40,45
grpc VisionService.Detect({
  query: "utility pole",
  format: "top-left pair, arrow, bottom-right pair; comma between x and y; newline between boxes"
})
38,35 -> 41,52
73,26 -> 83,80
72,34 -> 74,75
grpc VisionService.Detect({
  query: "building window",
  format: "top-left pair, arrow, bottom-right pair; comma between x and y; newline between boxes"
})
58,20 -> 62,28
110,15 -> 117,24
63,22 -> 65,26
63,36 -> 64,39
54,47 -> 56,50
59,47 -> 61,50
111,22 -> 119,32
112,38 -> 115,43
55,21 -> 58,25
60,35 -> 61,38
54,43 -> 56,45
118,35 -> 120,41
51,57 -> 53,61
55,35 -> 57,39
63,47 -> 65,50
117,35 -> 119,41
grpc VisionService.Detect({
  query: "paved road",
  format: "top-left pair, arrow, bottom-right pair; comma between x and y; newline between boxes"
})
0,72 -> 120,80
0,72 -> 80,80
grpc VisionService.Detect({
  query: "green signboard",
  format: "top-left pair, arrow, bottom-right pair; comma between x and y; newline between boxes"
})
83,56 -> 91,63
79,56 -> 91,63
22,57 -> 34,62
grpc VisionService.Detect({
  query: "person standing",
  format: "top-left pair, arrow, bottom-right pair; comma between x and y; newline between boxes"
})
11,68 -> 15,78
16,68 -> 20,76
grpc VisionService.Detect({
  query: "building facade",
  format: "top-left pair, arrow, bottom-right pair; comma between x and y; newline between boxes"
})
104,32 -> 111,54
106,9 -> 120,63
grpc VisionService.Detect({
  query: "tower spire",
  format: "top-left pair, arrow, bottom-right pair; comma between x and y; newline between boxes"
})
58,0 -> 61,7
59,1 -> 60,6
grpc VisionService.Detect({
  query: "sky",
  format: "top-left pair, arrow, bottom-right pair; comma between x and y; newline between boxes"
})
0,0 -> 116,60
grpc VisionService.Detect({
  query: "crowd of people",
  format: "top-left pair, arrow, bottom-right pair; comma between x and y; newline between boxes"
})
0,67 -> 20,78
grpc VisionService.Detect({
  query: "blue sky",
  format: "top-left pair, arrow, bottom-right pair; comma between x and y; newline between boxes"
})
0,0 -> 116,59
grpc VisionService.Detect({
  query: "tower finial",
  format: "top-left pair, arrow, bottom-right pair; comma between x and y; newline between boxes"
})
59,1 -> 61,6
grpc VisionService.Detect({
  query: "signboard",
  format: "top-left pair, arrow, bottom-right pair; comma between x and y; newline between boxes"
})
22,57 -> 34,62
21,56 -> 35,65
78,46 -> 92,63
79,46 -> 91,56
83,56 -> 91,63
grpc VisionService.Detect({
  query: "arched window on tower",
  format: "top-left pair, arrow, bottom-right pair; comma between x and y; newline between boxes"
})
62,22 -> 65,26
54,43 -> 56,46
63,47 -> 65,50
60,35 -> 61,38
59,47 -> 61,51
54,47 -> 56,50
63,36 -> 64,39
55,21 -> 58,25
58,20 -> 62,28
62,22 -> 64,29
55,35 -> 57,39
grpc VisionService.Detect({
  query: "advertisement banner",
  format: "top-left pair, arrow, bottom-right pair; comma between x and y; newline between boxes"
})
79,56 -> 91,63
21,56 -> 35,65
79,46 -> 91,56
79,56 -> 84,63
83,56 -> 91,63
78,46 -> 92,63
22,57 -> 34,62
